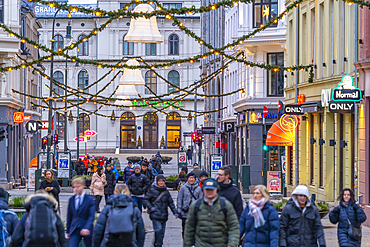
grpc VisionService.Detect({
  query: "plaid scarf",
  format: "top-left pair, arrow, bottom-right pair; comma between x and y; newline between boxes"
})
248,198 -> 267,228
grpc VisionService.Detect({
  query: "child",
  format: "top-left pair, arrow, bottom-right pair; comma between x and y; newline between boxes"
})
67,177 -> 95,247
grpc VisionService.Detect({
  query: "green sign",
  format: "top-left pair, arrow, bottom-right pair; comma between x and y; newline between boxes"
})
131,100 -> 182,107
332,75 -> 362,101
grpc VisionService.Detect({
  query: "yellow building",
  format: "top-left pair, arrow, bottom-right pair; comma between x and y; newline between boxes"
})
284,0 -> 359,201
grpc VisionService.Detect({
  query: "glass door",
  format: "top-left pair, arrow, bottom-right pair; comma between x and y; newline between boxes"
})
121,125 -> 136,149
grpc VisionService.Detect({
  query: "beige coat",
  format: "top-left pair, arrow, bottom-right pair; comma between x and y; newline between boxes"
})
91,173 -> 106,196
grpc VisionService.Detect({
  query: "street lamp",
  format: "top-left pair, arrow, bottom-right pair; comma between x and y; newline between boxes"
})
110,110 -> 116,124
187,112 -> 192,124
64,22 -> 72,151
68,111 -> 73,124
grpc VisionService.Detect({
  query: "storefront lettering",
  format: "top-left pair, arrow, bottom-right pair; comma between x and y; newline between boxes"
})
256,112 -> 279,119
332,74 -> 362,101
328,101 -> 355,113
284,105 -> 303,115
131,100 -> 181,107
334,90 -> 360,100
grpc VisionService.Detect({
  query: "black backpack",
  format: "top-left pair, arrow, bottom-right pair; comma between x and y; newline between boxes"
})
23,199 -> 59,247
194,197 -> 227,224
104,196 -> 137,247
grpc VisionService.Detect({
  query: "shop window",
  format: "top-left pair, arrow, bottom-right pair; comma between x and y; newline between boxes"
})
53,34 -> 64,52
146,43 -> 156,55
78,70 -> 89,92
166,112 -> 181,149
319,113 -> 324,187
253,0 -> 278,28
168,70 -> 180,94
78,35 -> 88,56
339,114 -> 344,191
169,34 -> 179,55
310,114 -> 315,185
123,34 -> 134,55
53,71 -> 64,95
78,113 -> 90,136
267,53 -> 284,96
145,71 -> 157,94
121,112 -> 136,149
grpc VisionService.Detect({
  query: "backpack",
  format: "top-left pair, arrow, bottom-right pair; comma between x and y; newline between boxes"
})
194,197 -> 227,224
104,197 -> 137,247
0,210 -> 16,247
23,200 -> 59,247
177,181 -> 186,191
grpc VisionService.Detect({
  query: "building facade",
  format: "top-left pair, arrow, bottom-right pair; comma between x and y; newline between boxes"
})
37,0 -> 203,154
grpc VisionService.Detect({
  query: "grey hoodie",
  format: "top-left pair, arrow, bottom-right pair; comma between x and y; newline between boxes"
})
177,182 -> 202,218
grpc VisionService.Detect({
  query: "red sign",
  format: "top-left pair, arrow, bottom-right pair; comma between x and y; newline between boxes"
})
263,106 -> 269,118
84,130 -> 97,138
278,100 -> 283,113
24,116 -> 31,121
40,121 -> 54,130
179,155 -> 186,162
297,94 -> 305,105
13,112 -> 24,123
74,136 -> 87,142
216,142 -> 228,149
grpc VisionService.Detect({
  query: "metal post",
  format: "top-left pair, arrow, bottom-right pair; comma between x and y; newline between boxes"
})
198,142 -> 202,168
194,87 -> 197,164
77,89 -> 80,159
354,4 -> 359,200
295,7 -> 300,186
64,50 -> 68,151
47,9 -> 61,169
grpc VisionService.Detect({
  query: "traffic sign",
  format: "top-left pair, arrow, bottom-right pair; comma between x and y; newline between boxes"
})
263,106 -> 269,118
281,156 -> 286,174
278,100 -> 284,113
210,154 -> 223,179
25,120 -> 39,133
58,153 -> 70,169
179,154 -> 186,163
178,151 -> 187,165
74,136 -> 87,142
224,122 -> 235,132
84,129 -> 97,138
201,127 -> 215,134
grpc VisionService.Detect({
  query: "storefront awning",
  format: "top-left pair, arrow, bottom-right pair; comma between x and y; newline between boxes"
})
266,115 -> 297,146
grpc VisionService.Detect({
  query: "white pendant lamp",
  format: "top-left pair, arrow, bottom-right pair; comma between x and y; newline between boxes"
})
124,4 -> 163,43
115,84 -> 138,106
119,59 -> 145,85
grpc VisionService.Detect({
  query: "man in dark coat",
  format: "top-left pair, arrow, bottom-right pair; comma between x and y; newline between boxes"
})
104,165 -> 116,204
141,162 -> 155,186
123,162 -> 135,183
76,158 -> 84,175
0,188 -> 18,236
127,164 -> 150,212
143,174 -> 177,247
217,166 -> 243,219
191,163 -> 203,179
279,184 -> 326,247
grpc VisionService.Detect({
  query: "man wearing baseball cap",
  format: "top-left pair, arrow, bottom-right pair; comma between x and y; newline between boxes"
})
127,164 -> 150,212
183,178 -> 239,247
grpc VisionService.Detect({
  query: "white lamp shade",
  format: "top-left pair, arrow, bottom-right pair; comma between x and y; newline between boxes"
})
120,59 -> 145,85
116,84 -> 138,97
124,4 -> 163,43
115,95 -> 133,106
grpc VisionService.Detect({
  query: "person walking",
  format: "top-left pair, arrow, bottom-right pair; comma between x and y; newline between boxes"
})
198,171 -> 208,189
143,175 -> 178,247
39,169 -> 60,206
110,164 -> 119,181
97,156 -> 105,167
217,166 -> 243,219
82,156 -> 90,175
141,162 -> 155,186
104,164 -> 116,204
0,188 -> 18,243
183,178 -> 239,247
186,148 -> 192,166
279,184 -> 326,247
174,170 -> 187,191
191,163 -> 203,179
239,185 -> 279,247
90,158 -> 98,174
76,158 -> 85,175
67,177 -> 95,247
127,164 -> 150,212
177,172 -> 202,238
329,188 -> 367,247
90,167 -> 106,213
92,184 -> 145,247
123,162 -> 135,183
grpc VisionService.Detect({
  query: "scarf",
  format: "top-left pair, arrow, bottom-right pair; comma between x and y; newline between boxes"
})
248,198 -> 267,228
44,170 -> 54,183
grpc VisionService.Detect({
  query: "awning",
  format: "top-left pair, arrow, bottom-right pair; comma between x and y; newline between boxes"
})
266,117 -> 296,146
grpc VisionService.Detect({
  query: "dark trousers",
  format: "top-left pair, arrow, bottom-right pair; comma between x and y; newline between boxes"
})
94,195 -> 102,212
83,169 -> 88,175
105,194 -> 112,204
152,220 -> 166,247
182,218 -> 187,238
69,231 -> 92,247
132,196 -> 143,212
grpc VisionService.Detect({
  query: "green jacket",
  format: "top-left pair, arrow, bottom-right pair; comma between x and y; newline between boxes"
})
183,195 -> 240,247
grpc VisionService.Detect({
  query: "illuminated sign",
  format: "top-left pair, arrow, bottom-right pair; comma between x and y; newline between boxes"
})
131,100 -> 181,107
84,130 -> 97,138
279,114 -> 298,131
332,75 -> 362,101
74,136 -> 87,142
13,112 -> 24,123
297,94 -> 305,105
329,101 -> 355,113
284,105 -> 303,115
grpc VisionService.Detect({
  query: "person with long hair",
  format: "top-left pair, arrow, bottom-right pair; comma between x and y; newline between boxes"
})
174,170 -> 187,191
39,169 -> 60,205
329,188 -> 367,247
239,185 -> 279,246
91,167 -> 106,213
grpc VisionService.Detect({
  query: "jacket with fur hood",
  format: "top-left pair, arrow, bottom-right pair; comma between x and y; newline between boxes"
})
11,193 -> 66,247
177,182 -> 202,218
0,197 -> 18,236
279,185 -> 326,247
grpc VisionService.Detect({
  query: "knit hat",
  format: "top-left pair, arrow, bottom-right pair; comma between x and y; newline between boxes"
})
0,188 -> 7,199
156,174 -> 166,182
134,164 -> 141,170
187,172 -> 196,179
199,171 -> 208,178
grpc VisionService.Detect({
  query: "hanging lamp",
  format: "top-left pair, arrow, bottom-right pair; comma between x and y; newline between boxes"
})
124,4 -> 163,43
119,59 -> 145,85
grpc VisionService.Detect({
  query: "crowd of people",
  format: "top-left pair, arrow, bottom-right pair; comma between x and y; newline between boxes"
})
0,156 -> 366,247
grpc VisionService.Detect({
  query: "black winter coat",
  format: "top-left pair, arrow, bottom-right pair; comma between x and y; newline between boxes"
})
329,200 -> 367,247
0,198 -> 18,236
143,184 -> 177,222
219,178 -> 243,219
76,161 -> 84,175
104,169 -> 116,195
174,176 -> 187,191
279,198 -> 326,247
141,169 -> 155,185
127,173 -> 150,196
39,179 -> 60,203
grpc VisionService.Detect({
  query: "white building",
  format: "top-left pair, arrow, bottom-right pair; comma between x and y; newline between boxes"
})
37,0 -> 203,153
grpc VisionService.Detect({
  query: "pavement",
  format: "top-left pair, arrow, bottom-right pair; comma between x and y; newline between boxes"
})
7,159 -> 370,247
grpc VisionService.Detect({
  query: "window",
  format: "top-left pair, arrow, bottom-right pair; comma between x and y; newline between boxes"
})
78,35 -> 88,56
145,71 -> 157,94
56,114 -> 65,140
168,70 -> 180,94
169,34 -> 179,55
319,113 -> 324,187
253,0 -> 278,28
78,113 -> 90,136
53,35 -> 64,51
121,112 -> 135,120
120,3 -> 138,10
163,3 -> 182,9
310,114 -> 315,185
78,70 -> 88,92
123,35 -> 134,55
0,0 -> 3,23
53,71 -> 64,95
167,112 -> 181,120
146,43 -> 156,55
267,53 -> 284,96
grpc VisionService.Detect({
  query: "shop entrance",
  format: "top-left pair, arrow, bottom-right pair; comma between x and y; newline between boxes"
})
166,112 -> 181,149
120,112 -> 136,149
143,112 -> 158,149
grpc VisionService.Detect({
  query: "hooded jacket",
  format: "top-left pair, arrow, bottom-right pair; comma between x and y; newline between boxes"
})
91,172 -> 106,196
177,182 -> 202,218
218,178 -> 243,219
279,185 -> 326,247
111,165 -> 119,181
143,183 -> 177,222
92,194 -> 145,247
0,197 -> 18,236
127,173 -> 150,196
76,160 -> 85,175
11,193 -> 66,247
329,199 -> 367,247
39,170 -> 60,203
104,169 -> 116,195
90,159 -> 98,173
123,165 -> 135,183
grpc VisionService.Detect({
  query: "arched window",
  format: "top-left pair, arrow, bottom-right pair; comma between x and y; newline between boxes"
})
121,112 -> 135,120
123,34 -> 134,55
78,35 -> 88,56
169,34 -> 179,55
78,70 -> 88,92
166,112 -> 181,120
145,71 -> 157,94
168,70 -> 180,94
53,34 -> 64,51
53,71 -> 64,95
56,113 -> 65,140
78,113 -> 90,136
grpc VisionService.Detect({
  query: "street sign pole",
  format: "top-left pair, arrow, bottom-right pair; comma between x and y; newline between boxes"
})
198,142 -> 202,168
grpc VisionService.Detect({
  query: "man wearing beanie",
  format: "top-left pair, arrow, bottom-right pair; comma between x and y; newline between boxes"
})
177,172 -> 202,238
198,171 -> 208,189
127,164 -> 150,212
144,174 -> 177,247
0,188 -> 18,238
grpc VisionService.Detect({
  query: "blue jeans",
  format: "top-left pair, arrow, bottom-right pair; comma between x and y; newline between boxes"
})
132,196 -> 143,212
152,220 -> 166,247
